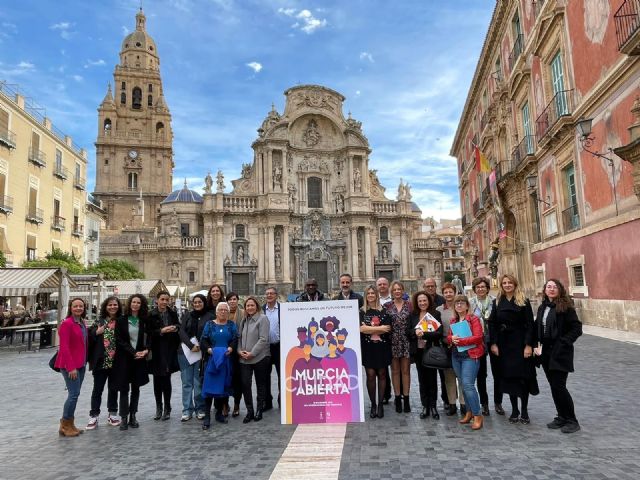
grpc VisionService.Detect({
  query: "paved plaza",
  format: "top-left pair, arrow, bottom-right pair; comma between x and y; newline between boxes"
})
1,332 -> 639,480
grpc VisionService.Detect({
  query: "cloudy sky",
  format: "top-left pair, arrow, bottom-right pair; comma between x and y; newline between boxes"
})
0,0 -> 492,220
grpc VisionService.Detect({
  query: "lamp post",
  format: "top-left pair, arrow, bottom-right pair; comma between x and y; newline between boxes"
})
576,118 -> 619,216
525,175 -> 551,207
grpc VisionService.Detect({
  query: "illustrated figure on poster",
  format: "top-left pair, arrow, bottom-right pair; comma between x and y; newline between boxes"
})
284,327 -> 309,422
320,339 -> 352,422
335,328 -> 360,415
308,318 -> 319,341
319,316 -> 340,342
311,333 -> 329,359
291,340 -> 322,424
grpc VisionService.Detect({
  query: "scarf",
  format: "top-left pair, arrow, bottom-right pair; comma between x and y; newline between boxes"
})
539,300 -> 558,341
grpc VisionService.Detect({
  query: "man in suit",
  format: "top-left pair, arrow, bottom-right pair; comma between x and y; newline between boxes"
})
333,273 -> 363,308
263,286 -> 280,410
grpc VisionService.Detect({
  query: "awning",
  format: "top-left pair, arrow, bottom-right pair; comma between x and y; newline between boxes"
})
108,279 -> 167,298
165,285 -> 182,297
0,268 -> 78,297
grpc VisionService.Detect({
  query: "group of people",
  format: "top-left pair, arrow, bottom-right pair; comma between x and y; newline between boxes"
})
53,272 -> 582,436
356,274 -> 582,433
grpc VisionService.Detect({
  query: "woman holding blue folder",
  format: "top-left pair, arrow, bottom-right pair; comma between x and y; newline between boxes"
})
447,295 -> 485,430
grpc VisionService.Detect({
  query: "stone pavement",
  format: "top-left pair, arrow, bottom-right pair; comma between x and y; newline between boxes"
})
0,332 -> 639,480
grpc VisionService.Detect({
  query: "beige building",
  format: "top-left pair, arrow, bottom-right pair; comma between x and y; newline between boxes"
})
0,81 -> 89,266
96,10 -> 445,295
451,0 -> 640,331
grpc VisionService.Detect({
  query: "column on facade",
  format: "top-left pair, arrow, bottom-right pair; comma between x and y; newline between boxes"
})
400,220 -> 408,279
283,226 -> 291,283
266,149 -> 273,193
267,225 -> 275,283
350,226 -> 358,279
257,227 -> 265,283
364,226 -> 373,280
215,224 -> 224,284
294,251 -> 301,290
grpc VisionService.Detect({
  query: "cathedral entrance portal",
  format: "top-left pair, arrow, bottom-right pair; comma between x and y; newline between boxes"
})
307,261 -> 328,293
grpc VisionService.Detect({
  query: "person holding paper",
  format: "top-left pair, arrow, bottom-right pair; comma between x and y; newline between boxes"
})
407,291 -> 443,420
113,294 -> 151,430
177,293 -> 211,422
200,302 -> 238,430
488,274 -> 536,425
534,279 -> 582,434
447,295 -> 485,430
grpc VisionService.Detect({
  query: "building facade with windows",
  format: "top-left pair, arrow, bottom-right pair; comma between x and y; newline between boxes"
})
451,0 -> 640,332
97,10 -> 433,295
0,81 -> 89,266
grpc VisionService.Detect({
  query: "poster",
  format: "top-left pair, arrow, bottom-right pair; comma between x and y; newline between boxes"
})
280,300 -> 364,424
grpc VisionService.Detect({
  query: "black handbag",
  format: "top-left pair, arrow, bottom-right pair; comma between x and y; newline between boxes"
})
422,345 -> 451,369
49,351 -> 60,372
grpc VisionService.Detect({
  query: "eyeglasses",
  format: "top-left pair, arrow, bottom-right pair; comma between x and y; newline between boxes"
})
306,284 -> 317,287
454,301 -> 467,306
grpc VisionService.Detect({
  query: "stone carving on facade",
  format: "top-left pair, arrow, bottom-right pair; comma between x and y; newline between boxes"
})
241,163 -> 253,179
259,104 -> 281,137
237,245 -> 245,265
303,119 -> 321,147
274,228 -> 282,275
286,151 -> 293,171
397,179 -> 412,201
269,197 -> 288,206
368,169 -> 387,200
292,225 -> 302,241
335,194 -> 345,213
334,155 -> 345,172
346,112 -> 362,132
170,262 -> 179,278
224,255 -> 231,266
169,208 -> 180,236
352,199 -> 369,208
273,158 -> 283,190
288,184 -> 297,209
353,168 -> 362,192
216,170 -> 225,193
293,89 -> 337,112
310,212 -> 324,241
204,173 -> 213,193
298,157 -> 309,171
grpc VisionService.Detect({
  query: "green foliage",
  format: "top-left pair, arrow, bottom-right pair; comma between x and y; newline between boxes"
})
20,249 -> 144,280
22,248 -> 85,274
87,259 -> 145,280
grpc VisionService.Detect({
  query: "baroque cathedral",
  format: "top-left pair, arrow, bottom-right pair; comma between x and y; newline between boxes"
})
95,10 -> 444,295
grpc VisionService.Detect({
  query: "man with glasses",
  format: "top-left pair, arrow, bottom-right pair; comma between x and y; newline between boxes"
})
423,277 -> 445,307
296,278 -> 326,302
263,287 -> 280,410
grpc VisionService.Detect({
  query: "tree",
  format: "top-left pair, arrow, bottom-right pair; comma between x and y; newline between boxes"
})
87,259 -> 145,280
22,248 -> 85,274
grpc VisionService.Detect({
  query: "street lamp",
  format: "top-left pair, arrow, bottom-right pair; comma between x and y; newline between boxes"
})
576,118 -> 619,216
526,174 -> 551,207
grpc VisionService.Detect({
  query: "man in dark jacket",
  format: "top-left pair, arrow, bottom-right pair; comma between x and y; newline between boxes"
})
296,278 -> 326,302
263,286 -> 280,410
333,273 -> 363,309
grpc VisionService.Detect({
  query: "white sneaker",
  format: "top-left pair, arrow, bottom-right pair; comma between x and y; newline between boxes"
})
86,416 -> 98,430
195,412 -> 206,420
107,415 -> 121,426
181,414 -> 192,422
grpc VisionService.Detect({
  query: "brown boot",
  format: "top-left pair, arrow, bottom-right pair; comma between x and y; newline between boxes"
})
69,417 -> 83,435
471,415 -> 484,430
459,411 -> 473,424
59,418 -> 80,437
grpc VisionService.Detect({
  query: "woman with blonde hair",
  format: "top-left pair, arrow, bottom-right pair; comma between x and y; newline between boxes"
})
359,285 -> 392,418
489,274 -> 536,424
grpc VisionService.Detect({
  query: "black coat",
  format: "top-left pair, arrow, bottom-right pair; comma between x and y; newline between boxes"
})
112,315 -> 150,391
406,310 -> 443,359
489,296 -> 535,380
148,308 -> 180,376
87,319 -> 115,372
534,303 -> 582,372
178,309 -> 212,351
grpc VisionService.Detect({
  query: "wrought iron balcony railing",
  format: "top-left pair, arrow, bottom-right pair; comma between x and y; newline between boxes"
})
74,176 -> 86,190
26,208 -> 44,224
508,34 -> 524,71
561,204 -> 580,233
511,135 -> 536,168
51,215 -> 66,231
53,164 -> 70,180
28,147 -> 47,167
535,89 -> 574,142
0,195 -> 13,214
615,0 -> 640,54
0,129 -> 16,149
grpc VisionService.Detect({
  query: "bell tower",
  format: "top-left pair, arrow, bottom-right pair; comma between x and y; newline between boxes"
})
94,8 -> 173,230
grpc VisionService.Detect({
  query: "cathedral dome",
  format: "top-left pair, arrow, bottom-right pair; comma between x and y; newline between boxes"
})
121,9 -> 158,57
162,182 -> 203,204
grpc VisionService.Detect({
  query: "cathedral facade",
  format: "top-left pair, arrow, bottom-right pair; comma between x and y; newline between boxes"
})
96,10 -> 442,295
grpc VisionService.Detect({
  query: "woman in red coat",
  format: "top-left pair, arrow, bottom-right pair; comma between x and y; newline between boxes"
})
447,295 -> 485,430
55,298 -> 89,437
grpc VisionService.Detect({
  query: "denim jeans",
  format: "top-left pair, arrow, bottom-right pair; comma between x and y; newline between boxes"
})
178,353 -> 204,415
451,350 -> 481,415
61,367 -> 86,420
90,368 -> 118,417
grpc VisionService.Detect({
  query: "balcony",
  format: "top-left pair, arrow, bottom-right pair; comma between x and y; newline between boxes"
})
0,129 -> 17,149
88,230 -> 99,241
74,176 -> 86,191
181,236 -> 204,248
535,89 -> 574,143
28,147 -> 47,167
511,135 -> 536,169
72,224 -> 84,237
615,0 -> 640,55
53,164 -> 69,180
497,159 -> 515,180
26,208 -> 44,224
472,198 -> 480,216
508,34 -> 524,71
0,195 -> 13,214
51,215 -> 66,231
480,108 -> 491,133
561,204 -> 580,233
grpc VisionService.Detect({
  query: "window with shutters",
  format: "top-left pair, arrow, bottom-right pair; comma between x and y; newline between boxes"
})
307,177 -> 322,208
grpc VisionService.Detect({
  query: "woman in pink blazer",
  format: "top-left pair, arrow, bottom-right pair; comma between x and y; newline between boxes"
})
55,298 -> 89,437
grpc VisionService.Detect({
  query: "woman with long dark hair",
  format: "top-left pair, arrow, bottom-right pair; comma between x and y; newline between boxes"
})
148,290 -> 180,421
206,284 -> 225,318
534,279 -> 582,433
177,293 -> 211,422
489,274 -> 536,425
86,296 -> 123,430
55,297 -> 88,437
359,285 -> 392,419
113,294 -> 150,430
407,291 -> 443,420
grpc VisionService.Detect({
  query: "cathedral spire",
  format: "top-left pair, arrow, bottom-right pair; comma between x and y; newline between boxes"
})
136,8 -> 146,31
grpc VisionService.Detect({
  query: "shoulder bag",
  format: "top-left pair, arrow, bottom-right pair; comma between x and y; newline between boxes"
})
422,344 -> 451,369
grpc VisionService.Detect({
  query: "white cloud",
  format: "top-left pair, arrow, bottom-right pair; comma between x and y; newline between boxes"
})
50,21 -> 75,40
122,26 -> 130,36
246,61 -> 262,73
72,75 -> 83,82
355,90 -> 361,96
84,59 -> 106,68
359,52 -> 374,63
278,8 -> 327,34
17,61 -> 35,70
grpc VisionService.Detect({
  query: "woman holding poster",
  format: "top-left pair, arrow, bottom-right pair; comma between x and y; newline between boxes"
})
407,291 -> 442,420
359,286 -> 392,419
447,295 -> 485,430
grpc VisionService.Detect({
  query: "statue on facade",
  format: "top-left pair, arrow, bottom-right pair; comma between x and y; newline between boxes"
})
452,275 -> 464,295
273,161 -> 283,190
171,262 -> 179,278
336,194 -> 344,213
204,172 -> 213,193
237,245 -> 245,265
353,168 -> 362,192
382,245 -> 388,260
169,208 -> 180,236
216,170 -> 225,193
241,163 -> 252,179
303,119 -> 321,147
288,184 -> 297,209
224,255 -> 231,266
